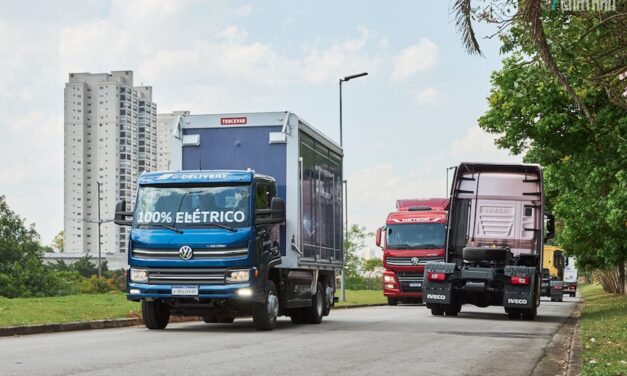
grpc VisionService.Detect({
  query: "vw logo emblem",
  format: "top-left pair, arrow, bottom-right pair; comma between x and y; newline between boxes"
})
179,246 -> 193,260
411,257 -> 420,265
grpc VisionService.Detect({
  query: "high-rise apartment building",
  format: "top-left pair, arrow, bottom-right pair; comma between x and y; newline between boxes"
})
64,71 -> 157,256
156,110 -> 188,171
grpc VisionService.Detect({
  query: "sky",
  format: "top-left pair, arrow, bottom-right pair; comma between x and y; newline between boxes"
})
0,0 -> 521,249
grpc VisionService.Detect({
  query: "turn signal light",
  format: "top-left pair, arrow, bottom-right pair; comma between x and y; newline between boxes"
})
427,272 -> 446,281
511,276 -> 530,285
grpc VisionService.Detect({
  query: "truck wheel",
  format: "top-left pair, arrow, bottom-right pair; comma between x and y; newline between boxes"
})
570,292 -> 575,298
202,314 -> 217,323
506,309 -> 520,320
430,305 -> 444,316
252,280 -> 279,331
387,297 -> 398,306
142,299 -> 170,330
305,282 -> 324,324
444,303 -> 460,316
217,315 -> 235,323
322,283 -> 332,316
462,247 -> 508,263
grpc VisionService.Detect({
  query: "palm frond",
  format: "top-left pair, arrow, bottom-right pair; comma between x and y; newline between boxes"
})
452,0 -> 484,56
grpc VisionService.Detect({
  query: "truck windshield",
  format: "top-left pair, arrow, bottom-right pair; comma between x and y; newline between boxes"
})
134,184 -> 251,229
386,223 -> 445,250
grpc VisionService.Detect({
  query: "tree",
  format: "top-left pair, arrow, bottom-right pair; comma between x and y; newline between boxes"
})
52,230 -> 64,252
451,0 -> 626,121
363,258 -> 383,272
477,15 -> 626,293
0,195 -> 63,297
343,225 -> 372,280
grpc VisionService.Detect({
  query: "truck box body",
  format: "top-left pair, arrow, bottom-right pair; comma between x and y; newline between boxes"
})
121,111 -> 343,330
423,163 -> 549,320
178,111 -> 343,270
378,199 -> 448,304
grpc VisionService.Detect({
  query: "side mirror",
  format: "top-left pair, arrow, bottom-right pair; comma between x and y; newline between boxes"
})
255,197 -> 285,225
375,227 -> 382,247
270,197 -> 285,222
114,200 -> 133,226
545,212 -> 555,241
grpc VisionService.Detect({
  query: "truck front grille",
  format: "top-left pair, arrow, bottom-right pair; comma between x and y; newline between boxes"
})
146,268 -> 227,285
397,272 -> 424,292
386,256 -> 444,266
133,247 -> 248,260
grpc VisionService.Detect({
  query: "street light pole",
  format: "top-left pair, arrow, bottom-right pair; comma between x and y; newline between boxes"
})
338,72 -> 368,302
97,181 -> 102,278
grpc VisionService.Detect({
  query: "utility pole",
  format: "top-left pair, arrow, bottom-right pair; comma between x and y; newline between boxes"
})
338,72 -> 368,302
97,181 -> 102,278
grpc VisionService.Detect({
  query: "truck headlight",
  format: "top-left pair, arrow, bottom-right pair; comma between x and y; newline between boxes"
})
384,275 -> 395,283
130,268 -> 148,283
226,269 -> 250,283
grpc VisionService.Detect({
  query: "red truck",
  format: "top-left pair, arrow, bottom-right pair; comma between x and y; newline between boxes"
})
376,198 -> 449,305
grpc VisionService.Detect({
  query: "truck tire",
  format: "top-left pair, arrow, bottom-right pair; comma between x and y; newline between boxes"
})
430,305 -> 444,316
217,315 -> 235,323
387,297 -> 398,306
444,303 -> 460,316
305,282 -> 324,324
570,292 -> 575,298
202,314 -> 217,323
142,299 -> 170,330
252,280 -> 279,331
506,308 -> 521,320
462,247 -> 508,263
322,283 -> 332,316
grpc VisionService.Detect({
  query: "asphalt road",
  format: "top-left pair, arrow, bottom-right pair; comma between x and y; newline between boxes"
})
0,296 -> 579,376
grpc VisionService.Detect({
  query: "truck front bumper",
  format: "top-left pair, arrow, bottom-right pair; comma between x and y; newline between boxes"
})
127,282 -> 264,302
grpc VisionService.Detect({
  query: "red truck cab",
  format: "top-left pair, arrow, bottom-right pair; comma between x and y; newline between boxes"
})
376,198 -> 449,305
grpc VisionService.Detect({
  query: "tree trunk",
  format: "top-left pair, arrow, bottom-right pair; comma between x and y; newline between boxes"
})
618,259 -> 626,295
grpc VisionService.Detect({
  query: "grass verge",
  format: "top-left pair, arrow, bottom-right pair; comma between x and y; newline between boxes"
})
579,283 -> 626,376
0,289 -> 385,327
0,293 -> 139,327
336,289 -> 387,307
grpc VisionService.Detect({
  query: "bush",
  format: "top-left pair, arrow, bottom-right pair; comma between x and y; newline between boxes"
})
346,275 -> 382,290
79,276 -> 116,294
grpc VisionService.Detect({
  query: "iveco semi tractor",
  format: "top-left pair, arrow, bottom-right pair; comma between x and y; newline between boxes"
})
376,198 -> 448,305
423,163 -> 555,320
115,112 -> 344,331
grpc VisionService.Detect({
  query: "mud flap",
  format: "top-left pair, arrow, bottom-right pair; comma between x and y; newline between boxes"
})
423,262 -> 456,305
503,266 -> 535,309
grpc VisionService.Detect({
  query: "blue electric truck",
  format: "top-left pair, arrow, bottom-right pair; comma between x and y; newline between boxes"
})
115,112 -> 344,330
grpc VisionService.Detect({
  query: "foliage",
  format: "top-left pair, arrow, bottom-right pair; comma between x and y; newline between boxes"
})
345,275 -> 382,290
579,284 -> 626,375
70,255 -> 109,278
478,12 -> 626,293
363,258 -> 383,271
343,224 -> 373,280
79,276 -> 116,294
0,196 -> 67,298
52,230 -> 63,252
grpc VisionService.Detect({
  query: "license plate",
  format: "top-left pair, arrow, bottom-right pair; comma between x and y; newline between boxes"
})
172,285 -> 198,296
409,282 -> 422,288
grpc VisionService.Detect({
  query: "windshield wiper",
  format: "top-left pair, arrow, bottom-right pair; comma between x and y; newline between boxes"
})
137,223 -> 183,234
417,244 -> 443,249
187,223 -> 237,232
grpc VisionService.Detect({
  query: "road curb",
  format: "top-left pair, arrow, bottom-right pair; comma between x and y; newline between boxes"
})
0,304 -> 385,337
532,300 -> 583,376
0,315 -> 202,337
335,303 -> 387,309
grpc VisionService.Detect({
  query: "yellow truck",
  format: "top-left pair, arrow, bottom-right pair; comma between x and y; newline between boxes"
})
541,245 -> 565,301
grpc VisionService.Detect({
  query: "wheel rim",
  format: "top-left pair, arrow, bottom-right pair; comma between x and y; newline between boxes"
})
267,292 -> 279,321
316,289 -> 323,316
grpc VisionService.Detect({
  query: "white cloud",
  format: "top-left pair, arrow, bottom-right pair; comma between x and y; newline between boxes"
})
413,87 -> 446,105
450,126 -> 522,163
231,4 -> 253,17
391,38 -> 438,81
